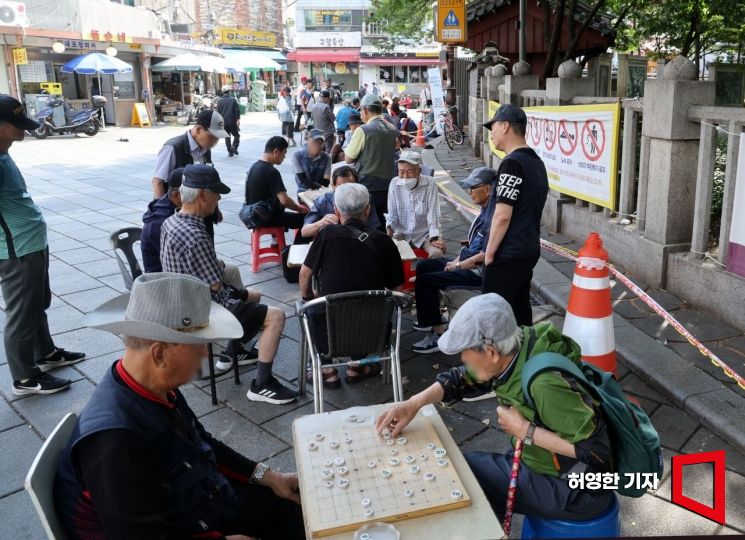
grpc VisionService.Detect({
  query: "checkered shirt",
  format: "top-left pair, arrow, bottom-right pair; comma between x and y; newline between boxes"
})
386,174 -> 441,248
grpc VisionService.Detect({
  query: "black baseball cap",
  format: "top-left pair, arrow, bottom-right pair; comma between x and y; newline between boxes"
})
196,110 -> 229,138
0,95 -> 40,130
320,90 -> 331,98
167,167 -> 184,189
460,167 -> 497,189
182,164 -> 230,194
348,113 -> 362,125
482,103 -> 527,130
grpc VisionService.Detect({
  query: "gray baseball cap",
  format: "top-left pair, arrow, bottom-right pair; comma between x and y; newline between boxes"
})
360,94 -> 383,108
438,294 -> 518,355
397,150 -> 422,166
307,128 -> 325,141
460,167 -> 497,189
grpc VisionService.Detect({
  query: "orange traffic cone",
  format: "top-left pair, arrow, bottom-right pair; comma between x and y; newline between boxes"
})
562,232 -> 617,376
414,120 -> 426,147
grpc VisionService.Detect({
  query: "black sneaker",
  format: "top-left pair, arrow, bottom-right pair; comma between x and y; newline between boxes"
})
247,377 -> 297,404
37,348 -> 86,373
13,372 -> 71,396
215,345 -> 259,372
412,322 -> 432,332
232,148 -> 239,155
462,386 -> 496,402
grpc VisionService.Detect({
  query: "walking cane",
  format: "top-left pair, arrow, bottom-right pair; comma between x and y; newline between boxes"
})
502,438 -> 524,538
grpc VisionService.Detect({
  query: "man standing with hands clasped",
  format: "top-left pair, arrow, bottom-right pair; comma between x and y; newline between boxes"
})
481,104 -> 548,326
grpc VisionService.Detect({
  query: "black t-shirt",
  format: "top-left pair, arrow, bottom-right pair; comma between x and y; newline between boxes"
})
303,219 -> 405,296
485,147 -> 548,260
244,160 -> 287,213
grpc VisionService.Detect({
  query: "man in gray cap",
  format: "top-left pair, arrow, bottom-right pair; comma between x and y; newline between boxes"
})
55,273 -> 304,539
411,167 -> 496,362
292,128 -> 331,193
376,293 -> 614,525
311,89 -> 336,153
161,165 -> 296,404
344,93 -> 400,230
481,103 -> 548,326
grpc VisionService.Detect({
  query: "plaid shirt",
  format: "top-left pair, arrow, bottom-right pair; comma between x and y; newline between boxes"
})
160,212 -> 233,307
386,175 -> 441,248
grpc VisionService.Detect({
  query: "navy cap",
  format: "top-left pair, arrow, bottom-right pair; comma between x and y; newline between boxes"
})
182,164 -> 230,194
483,103 -> 527,130
348,113 -> 362,125
167,167 -> 184,189
460,167 -> 497,189
0,95 -> 40,131
307,128 -> 325,141
320,90 -> 331,98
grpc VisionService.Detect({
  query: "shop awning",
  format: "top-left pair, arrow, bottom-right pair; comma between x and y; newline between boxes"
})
223,49 -> 285,71
287,49 -> 360,63
359,57 -> 445,66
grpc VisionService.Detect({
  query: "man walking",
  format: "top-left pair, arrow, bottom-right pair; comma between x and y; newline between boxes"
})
482,104 -> 548,326
311,90 -> 336,153
0,96 -> 85,395
215,86 -> 241,157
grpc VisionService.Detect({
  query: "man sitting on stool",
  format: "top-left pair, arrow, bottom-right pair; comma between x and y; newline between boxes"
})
386,151 -> 446,258
376,294 -> 614,525
411,167 -> 496,362
55,273 -> 304,539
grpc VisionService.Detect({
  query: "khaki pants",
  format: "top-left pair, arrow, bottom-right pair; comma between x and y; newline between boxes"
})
222,262 -> 244,290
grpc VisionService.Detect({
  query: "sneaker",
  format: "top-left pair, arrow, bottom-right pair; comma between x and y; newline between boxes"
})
247,377 -> 297,405
37,348 -> 86,373
412,322 -> 432,332
462,387 -> 497,402
232,148 -> 239,155
215,346 -> 259,372
13,372 -> 71,396
413,332 -> 440,354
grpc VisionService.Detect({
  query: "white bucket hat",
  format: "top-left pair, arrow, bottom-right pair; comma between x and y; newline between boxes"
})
86,273 -> 243,344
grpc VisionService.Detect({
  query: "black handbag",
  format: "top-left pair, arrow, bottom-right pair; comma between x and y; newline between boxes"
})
239,200 -> 276,229
281,246 -> 300,283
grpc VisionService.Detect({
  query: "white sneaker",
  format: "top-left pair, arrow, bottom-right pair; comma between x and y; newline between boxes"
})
413,332 -> 440,354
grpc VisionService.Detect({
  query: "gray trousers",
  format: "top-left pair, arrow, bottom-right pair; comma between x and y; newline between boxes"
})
0,247 -> 55,380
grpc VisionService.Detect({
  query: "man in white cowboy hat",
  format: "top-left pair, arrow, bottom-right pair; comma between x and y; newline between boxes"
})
54,273 -> 305,540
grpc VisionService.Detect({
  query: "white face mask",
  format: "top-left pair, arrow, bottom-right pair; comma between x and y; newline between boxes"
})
402,178 -> 418,190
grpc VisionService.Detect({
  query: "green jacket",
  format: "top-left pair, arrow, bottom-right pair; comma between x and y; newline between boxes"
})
436,322 -> 607,477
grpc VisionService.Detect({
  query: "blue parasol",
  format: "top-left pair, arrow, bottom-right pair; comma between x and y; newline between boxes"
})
60,52 -> 133,75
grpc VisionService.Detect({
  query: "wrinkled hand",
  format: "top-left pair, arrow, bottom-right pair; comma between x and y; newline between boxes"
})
298,205 -> 310,215
496,406 -> 530,439
264,470 -> 301,504
444,260 -> 459,272
318,213 -> 339,228
374,400 -> 419,438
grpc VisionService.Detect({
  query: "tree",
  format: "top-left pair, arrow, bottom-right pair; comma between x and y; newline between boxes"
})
367,0 -> 433,51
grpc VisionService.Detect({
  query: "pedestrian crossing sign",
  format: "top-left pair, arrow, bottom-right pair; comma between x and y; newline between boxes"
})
436,0 -> 466,44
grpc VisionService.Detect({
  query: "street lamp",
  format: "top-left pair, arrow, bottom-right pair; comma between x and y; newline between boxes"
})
52,41 -> 65,53
106,45 -> 118,57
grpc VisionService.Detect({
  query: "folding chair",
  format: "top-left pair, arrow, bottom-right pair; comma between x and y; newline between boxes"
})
109,227 -> 143,290
296,290 -> 409,413
25,413 -> 77,540
205,343 -> 241,405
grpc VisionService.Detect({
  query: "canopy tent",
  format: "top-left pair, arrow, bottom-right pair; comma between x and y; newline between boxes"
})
151,52 -> 229,73
222,49 -> 282,71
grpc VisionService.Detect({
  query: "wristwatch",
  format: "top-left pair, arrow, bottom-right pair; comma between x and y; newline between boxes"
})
250,462 -> 270,484
523,422 -> 537,446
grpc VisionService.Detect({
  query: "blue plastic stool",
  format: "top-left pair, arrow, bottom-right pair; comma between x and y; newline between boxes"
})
521,495 -> 620,538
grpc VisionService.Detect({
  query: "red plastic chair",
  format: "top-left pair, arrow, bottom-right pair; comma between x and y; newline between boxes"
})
401,247 -> 429,292
251,227 -> 286,272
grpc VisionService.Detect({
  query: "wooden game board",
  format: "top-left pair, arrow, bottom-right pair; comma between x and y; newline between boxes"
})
293,407 -> 471,538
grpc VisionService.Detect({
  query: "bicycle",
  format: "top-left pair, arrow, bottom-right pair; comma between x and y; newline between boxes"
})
441,106 -> 465,149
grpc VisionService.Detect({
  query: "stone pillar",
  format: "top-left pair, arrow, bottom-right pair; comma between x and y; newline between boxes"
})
545,60 -> 594,106
480,65 -> 507,167
503,60 -> 539,106
638,55 -> 716,286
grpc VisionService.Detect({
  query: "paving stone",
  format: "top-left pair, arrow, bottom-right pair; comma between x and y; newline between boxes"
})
668,342 -> 745,384
651,404 -> 701,452
252,277 -> 303,305
212,374 -> 307,426
46,304 -> 87,335
619,492 -> 720,536
180,382 -> 225,418
53,246 -> 111,265
685,388 -> 745,453
0,490 -> 46,540
0,398 -> 23,432
682,427 -> 745,476
75,257 -> 122,278
197,408 -> 288,462
13,379 -> 95,438
459,427 -> 512,454
47,236 -> 87,253
630,310 -> 741,344
620,372 -> 670,404
53,327 -> 125,358
612,299 -> 650,319
73,351 -> 120,384
265,447 -> 297,473
96,273 -> 130,293
0,424 -> 42,497
436,404 -> 489,445
59,286 -> 120,313
48,272 -> 103,296
261,401 -> 337,446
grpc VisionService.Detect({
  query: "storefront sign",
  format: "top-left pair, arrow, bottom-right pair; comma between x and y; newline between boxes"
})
415,51 -> 440,58
129,43 -> 142,50
63,39 -> 96,50
294,32 -> 361,49
220,28 -> 277,48
487,101 -> 621,209
18,61 -> 50,83
436,0 -> 467,44
84,31 -> 130,43
12,48 -> 27,65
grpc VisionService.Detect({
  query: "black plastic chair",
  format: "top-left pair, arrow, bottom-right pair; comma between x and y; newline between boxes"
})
109,227 -> 143,290
296,290 -> 409,413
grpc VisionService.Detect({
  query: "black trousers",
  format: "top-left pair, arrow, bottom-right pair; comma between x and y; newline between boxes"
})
221,481 -> 305,540
414,258 -> 482,327
465,451 -> 613,523
294,105 -> 303,131
369,189 -> 388,233
481,256 -> 538,327
224,123 -> 240,152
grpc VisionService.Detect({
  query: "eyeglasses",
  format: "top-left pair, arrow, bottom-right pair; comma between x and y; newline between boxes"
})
465,184 -> 486,194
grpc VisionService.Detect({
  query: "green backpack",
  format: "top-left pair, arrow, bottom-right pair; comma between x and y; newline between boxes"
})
521,352 -> 664,497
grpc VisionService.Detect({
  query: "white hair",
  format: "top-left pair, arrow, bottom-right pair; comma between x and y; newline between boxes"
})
472,327 -> 523,356
334,183 -> 370,219
179,185 -> 202,204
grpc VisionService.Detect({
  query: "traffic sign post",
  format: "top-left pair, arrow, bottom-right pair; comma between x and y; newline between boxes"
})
436,0 -> 467,44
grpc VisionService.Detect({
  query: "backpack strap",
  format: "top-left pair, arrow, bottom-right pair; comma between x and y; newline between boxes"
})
521,352 -> 599,409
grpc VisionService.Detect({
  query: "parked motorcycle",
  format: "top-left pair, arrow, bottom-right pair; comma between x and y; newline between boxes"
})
187,93 -> 217,124
31,95 -> 105,139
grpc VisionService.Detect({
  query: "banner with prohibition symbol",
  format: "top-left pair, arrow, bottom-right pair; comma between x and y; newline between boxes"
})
488,101 -> 621,209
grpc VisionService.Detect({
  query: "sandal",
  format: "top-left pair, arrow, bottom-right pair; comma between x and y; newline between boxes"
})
306,367 -> 341,389
345,363 -> 382,384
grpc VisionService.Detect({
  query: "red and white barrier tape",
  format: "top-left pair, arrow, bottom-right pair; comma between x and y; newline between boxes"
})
437,186 -> 745,392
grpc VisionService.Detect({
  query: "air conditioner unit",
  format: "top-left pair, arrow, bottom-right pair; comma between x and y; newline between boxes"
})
0,1 -> 29,28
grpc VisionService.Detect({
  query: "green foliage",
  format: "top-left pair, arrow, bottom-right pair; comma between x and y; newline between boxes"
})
367,0 -> 434,51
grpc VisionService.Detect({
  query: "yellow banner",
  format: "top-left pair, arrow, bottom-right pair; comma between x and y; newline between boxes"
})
220,28 -> 276,48
13,48 -> 27,65
437,0 -> 466,44
487,101 -> 621,209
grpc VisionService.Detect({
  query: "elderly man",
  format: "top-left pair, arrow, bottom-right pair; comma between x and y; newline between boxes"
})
412,168 -> 496,362
386,151 -> 445,258
55,273 -> 304,539
344,94 -> 399,230
482,104 -> 548,326
300,165 -> 380,238
161,164 -> 296,404
377,294 -> 614,525
299,183 -> 404,388
292,128 -> 331,193
311,90 -> 336,153
215,86 -> 241,156
0,95 -> 86,396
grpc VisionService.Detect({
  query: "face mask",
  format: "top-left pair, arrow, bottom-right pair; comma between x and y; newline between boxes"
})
402,178 -> 418,190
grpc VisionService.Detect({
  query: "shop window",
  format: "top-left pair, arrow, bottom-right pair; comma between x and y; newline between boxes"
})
379,66 -> 392,83
422,67 -> 430,82
394,66 -> 406,83
409,67 -> 421,83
